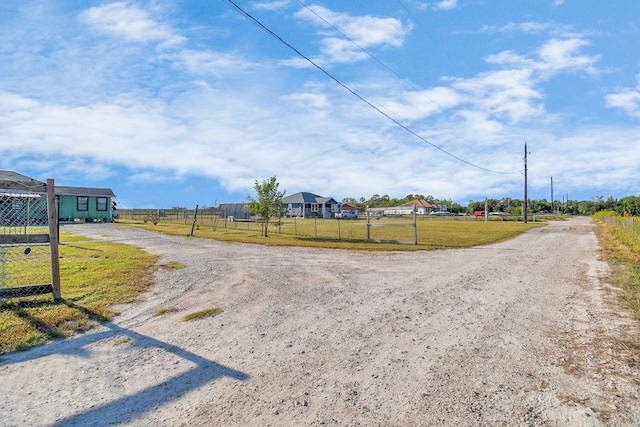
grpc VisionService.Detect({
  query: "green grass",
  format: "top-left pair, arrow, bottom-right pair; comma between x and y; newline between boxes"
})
183,307 -> 223,321
112,336 -> 132,346
155,261 -> 187,270
121,216 -> 543,251
0,232 -> 159,354
594,215 -> 640,319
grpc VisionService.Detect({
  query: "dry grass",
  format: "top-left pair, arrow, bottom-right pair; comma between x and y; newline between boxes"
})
121,216 -> 543,251
594,218 -> 640,318
154,307 -> 180,316
183,307 -> 223,321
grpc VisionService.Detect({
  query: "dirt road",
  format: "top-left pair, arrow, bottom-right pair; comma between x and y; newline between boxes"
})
1,217 -> 639,426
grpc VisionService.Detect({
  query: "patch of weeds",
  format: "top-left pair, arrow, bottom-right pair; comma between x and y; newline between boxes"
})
183,307 -> 223,321
156,261 -> 187,270
15,331 -> 52,351
112,336 -> 132,346
154,307 -> 180,316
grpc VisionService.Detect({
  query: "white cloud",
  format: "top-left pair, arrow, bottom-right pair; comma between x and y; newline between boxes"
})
483,21 -> 573,37
79,2 -> 185,46
485,50 -> 534,67
535,38 -> 600,75
486,37 -> 601,79
374,87 -> 462,121
281,92 -> 330,111
172,50 -> 256,77
449,69 -> 543,123
294,6 -> 408,63
252,1 -> 291,11
432,0 -> 457,11
605,75 -> 640,119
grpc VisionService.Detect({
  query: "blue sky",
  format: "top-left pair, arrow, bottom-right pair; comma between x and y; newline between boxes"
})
1,1 -> 639,208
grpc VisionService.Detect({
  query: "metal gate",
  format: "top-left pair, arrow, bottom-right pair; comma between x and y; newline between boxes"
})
0,172 -> 60,300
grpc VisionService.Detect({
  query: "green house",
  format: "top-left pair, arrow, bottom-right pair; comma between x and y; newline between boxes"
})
55,186 -> 116,223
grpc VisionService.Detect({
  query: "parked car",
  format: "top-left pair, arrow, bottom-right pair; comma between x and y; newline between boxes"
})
335,211 -> 358,219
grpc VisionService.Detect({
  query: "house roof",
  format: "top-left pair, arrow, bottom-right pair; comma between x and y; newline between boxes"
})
341,203 -> 359,210
400,199 -> 435,209
317,196 -> 338,205
283,192 -> 319,204
282,192 -> 338,205
55,186 -> 116,198
0,170 -> 47,193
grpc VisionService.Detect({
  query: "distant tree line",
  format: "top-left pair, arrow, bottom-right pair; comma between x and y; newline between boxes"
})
341,194 -> 640,216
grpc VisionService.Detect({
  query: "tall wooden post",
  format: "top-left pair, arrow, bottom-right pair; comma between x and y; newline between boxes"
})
550,176 -> 554,214
47,179 -> 61,300
485,198 -> 488,222
523,143 -> 528,223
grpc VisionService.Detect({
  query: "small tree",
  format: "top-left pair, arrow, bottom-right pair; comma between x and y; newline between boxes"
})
248,176 -> 285,237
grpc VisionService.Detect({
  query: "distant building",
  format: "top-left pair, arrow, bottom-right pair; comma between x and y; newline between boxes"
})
55,186 -> 116,222
367,199 -> 447,217
282,192 -> 339,219
1,171 -> 117,223
218,202 -> 253,221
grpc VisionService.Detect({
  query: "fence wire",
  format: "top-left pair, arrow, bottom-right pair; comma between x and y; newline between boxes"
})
0,189 -> 52,302
604,216 -> 640,246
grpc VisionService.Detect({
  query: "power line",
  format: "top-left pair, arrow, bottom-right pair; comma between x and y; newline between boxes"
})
297,0 -> 465,125
224,0 -> 519,175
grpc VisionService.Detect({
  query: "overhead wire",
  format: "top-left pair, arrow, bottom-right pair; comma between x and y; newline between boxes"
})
295,0 -> 446,110
224,0 -> 519,175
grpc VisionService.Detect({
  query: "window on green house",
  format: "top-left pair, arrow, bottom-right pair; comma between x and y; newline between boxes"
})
77,196 -> 88,211
97,197 -> 108,211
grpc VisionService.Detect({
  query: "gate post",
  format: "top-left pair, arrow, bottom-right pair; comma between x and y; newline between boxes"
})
47,179 -> 61,300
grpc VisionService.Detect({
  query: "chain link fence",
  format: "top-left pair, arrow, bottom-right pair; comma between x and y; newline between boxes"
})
0,188 -> 53,301
603,215 -> 640,246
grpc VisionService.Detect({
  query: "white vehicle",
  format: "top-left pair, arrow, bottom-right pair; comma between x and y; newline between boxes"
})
335,210 -> 358,219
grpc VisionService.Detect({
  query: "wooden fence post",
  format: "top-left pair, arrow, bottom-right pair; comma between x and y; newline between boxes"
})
47,179 -> 61,300
190,205 -> 199,236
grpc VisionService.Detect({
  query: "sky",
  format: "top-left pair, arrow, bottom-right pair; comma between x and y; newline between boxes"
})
1,0 -> 639,208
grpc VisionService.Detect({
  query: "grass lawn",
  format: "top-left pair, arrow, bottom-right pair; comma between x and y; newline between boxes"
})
124,216 -> 544,251
0,233 -> 159,354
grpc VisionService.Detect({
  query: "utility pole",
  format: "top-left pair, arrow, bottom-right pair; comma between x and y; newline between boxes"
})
550,176 -> 554,214
523,143 -> 528,223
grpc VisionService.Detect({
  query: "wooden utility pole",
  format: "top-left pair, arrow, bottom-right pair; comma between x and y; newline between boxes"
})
523,143 -> 528,223
550,176 -> 554,214
484,198 -> 488,222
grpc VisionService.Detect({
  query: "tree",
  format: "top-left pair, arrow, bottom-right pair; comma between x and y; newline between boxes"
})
248,176 -> 285,237
617,196 -> 640,216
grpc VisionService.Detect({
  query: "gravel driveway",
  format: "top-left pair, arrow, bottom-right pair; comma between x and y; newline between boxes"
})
1,216 -> 639,426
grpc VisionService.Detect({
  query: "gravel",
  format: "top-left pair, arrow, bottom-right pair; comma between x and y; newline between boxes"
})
1,216 -> 639,426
